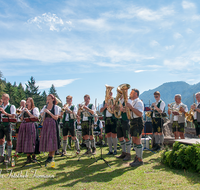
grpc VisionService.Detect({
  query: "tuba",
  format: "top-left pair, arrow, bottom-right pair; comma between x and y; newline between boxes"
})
121,84 -> 131,120
105,84 -> 115,114
113,84 -> 131,119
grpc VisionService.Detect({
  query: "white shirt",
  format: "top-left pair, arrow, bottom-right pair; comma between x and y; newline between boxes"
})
40,105 -> 60,115
94,120 -> 103,129
65,105 -> 77,121
173,102 -> 188,121
99,103 -> 112,117
152,99 -> 165,118
1,103 -> 16,122
193,102 -> 200,120
130,98 -> 144,119
30,107 -> 40,118
82,104 -> 96,121
76,122 -> 82,130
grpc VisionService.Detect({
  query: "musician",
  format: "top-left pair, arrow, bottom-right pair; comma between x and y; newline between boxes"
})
15,100 -> 26,139
77,94 -> 96,154
100,91 -> 117,155
61,95 -> 80,156
0,93 -> 16,163
16,98 -> 40,163
191,92 -> 200,138
116,95 -> 131,161
151,91 -> 165,151
39,94 -> 60,164
168,94 -> 188,139
93,115 -> 103,145
126,89 -> 144,167
75,118 -> 82,144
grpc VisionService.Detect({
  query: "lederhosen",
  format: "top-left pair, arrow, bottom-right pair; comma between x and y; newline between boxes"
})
16,109 -> 40,154
62,105 -> 75,137
81,104 -> 94,136
0,105 -> 12,141
172,104 -> 186,133
117,102 -> 130,139
193,104 -> 200,136
103,100 -> 117,134
39,105 -> 60,152
151,101 -> 164,133
129,99 -> 144,137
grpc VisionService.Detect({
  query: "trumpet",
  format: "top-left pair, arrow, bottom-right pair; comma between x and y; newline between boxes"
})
18,105 -> 27,119
61,104 -> 69,112
16,106 -> 23,115
185,103 -> 196,122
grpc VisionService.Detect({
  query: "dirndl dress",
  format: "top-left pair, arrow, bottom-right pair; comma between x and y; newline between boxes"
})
16,110 -> 40,154
39,105 -> 59,152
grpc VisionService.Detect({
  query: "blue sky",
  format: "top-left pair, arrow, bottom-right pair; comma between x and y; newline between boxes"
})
1,0 -> 200,107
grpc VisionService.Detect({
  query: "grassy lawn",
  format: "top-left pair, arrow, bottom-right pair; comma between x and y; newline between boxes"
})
0,146 -> 200,190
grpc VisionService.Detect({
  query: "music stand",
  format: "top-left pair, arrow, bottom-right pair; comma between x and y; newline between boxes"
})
78,111 -> 97,162
88,129 -> 111,167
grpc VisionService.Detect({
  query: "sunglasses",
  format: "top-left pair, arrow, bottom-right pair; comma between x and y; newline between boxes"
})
154,96 -> 159,98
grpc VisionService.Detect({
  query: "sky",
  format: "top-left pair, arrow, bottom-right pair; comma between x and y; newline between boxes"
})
1,0 -> 200,108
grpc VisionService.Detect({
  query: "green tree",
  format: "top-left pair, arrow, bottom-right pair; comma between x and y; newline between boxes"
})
49,84 -> 62,107
25,76 -> 43,109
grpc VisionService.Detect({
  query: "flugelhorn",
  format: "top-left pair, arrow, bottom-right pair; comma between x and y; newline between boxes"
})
16,106 -> 23,115
61,104 -> 69,112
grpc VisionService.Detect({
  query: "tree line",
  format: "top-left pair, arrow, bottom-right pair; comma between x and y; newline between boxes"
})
0,71 -> 62,109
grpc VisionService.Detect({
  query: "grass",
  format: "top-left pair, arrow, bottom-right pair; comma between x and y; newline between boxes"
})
1,146 -> 200,190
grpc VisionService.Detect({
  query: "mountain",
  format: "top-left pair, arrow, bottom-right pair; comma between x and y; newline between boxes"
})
140,81 -> 200,109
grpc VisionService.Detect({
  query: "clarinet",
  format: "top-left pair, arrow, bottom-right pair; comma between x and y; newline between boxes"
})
18,105 -> 28,119
39,103 -> 49,125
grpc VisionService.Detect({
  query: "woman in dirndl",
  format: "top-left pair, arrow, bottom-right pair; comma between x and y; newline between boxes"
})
16,97 -> 40,163
39,94 -> 60,164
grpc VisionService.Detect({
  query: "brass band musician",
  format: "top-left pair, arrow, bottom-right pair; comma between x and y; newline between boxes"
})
151,91 -> 165,151
191,92 -> 200,138
168,94 -> 188,139
0,93 -> 16,163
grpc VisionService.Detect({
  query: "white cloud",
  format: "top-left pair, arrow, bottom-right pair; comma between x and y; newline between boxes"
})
36,79 -> 79,89
163,59 -> 190,70
182,1 -> 196,9
134,70 -> 146,73
79,18 -> 108,29
95,62 -> 125,67
165,45 -> 174,50
150,40 -> 159,47
27,13 -> 72,32
173,33 -> 183,39
186,28 -> 194,34
104,6 -> 174,21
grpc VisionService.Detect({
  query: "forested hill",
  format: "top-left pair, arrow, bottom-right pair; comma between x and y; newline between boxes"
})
140,81 -> 200,109
0,71 -> 62,109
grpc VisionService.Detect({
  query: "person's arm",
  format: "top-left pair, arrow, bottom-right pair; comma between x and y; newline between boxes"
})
126,102 -> 143,117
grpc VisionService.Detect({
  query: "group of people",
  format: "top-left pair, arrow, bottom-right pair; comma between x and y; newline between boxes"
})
0,86 -> 200,168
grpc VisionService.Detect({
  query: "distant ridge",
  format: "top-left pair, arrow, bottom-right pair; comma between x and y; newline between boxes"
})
140,81 -> 200,109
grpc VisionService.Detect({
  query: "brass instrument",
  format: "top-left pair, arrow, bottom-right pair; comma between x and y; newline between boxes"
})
105,84 -> 115,114
120,84 -> 131,120
113,85 -> 123,118
145,106 -> 154,118
16,106 -> 23,115
18,105 -> 27,119
168,102 -> 186,116
185,103 -> 196,122
61,104 -> 69,112
55,97 -> 62,104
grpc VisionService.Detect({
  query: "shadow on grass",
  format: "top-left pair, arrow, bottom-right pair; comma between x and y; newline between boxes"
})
28,158 -> 134,190
149,154 -> 200,185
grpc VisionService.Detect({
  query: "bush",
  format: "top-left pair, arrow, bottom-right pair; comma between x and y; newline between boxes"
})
161,142 -> 200,172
